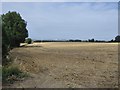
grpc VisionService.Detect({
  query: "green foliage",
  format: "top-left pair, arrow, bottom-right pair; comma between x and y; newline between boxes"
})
2,11 -> 28,48
2,11 -> 28,62
2,28 -> 10,58
2,57 -> 11,66
2,66 -> 28,84
88,38 -> 94,42
25,38 -> 32,44
115,35 -> 120,42
2,11 -> 29,84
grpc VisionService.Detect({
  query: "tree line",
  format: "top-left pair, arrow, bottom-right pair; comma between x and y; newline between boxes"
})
34,36 -> 120,43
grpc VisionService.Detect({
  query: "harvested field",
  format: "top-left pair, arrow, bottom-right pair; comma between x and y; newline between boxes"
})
3,42 -> 118,88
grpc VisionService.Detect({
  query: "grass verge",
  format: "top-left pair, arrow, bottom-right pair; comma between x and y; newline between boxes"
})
2,66 -> 28,84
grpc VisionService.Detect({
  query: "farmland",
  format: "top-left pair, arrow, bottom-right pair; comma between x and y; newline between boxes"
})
3,42 -> 118,88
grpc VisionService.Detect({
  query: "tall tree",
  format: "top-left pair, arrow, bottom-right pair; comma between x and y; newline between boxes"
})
2,11 -> 28,59
2,11 -> 28,47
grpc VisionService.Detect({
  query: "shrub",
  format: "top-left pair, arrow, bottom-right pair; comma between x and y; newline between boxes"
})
2,66 -> 28,84
25,38 -> 32,44
115,35 -> 120,42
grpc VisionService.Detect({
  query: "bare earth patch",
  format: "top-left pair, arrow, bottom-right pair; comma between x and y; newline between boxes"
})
3,42 -> 118,88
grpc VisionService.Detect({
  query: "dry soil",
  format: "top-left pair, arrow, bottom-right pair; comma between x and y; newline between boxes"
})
3,42 -> 118,88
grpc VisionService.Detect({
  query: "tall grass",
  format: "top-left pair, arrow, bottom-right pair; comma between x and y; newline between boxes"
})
2,66 -> 28,84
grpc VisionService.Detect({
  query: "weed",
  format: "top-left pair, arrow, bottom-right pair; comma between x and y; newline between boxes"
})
2,66 -> 28,84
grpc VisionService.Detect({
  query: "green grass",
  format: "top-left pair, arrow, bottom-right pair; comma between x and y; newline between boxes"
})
2,66 -> 28,84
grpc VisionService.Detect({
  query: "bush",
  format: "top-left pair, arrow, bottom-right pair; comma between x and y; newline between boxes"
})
115,35 -> 120,42
2,57 -> 11,66
25,38 -> 32,44
2,66 -> 28,84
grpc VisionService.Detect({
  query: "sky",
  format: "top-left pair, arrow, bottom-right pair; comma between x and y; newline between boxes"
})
1,0 -> 120,2
2,2 -> 118,40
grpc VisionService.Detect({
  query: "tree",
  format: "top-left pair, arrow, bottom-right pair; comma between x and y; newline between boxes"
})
115,35 -> 120,42
2,27 -> 10,58
110,39 -> 114,42
25,38 -> 32,44
2,11 -> 28,47
1,15 -> 9,58
88,38 -> 94,42
2,11 -> 28,60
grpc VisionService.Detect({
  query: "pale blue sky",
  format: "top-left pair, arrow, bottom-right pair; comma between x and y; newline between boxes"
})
2,2 -> 118,40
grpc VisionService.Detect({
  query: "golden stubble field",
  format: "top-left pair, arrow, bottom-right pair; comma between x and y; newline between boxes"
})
5,42 -> 118,88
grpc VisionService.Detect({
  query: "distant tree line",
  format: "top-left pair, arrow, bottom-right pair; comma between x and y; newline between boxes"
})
34,39 -> 106,42
34,36 -> 120,43
2,11 -> 28,65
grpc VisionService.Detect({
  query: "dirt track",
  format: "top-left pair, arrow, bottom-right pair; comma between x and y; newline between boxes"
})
4,42 -> 118,88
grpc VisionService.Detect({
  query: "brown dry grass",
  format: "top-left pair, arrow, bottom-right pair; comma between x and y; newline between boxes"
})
4,42 -> 118,88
